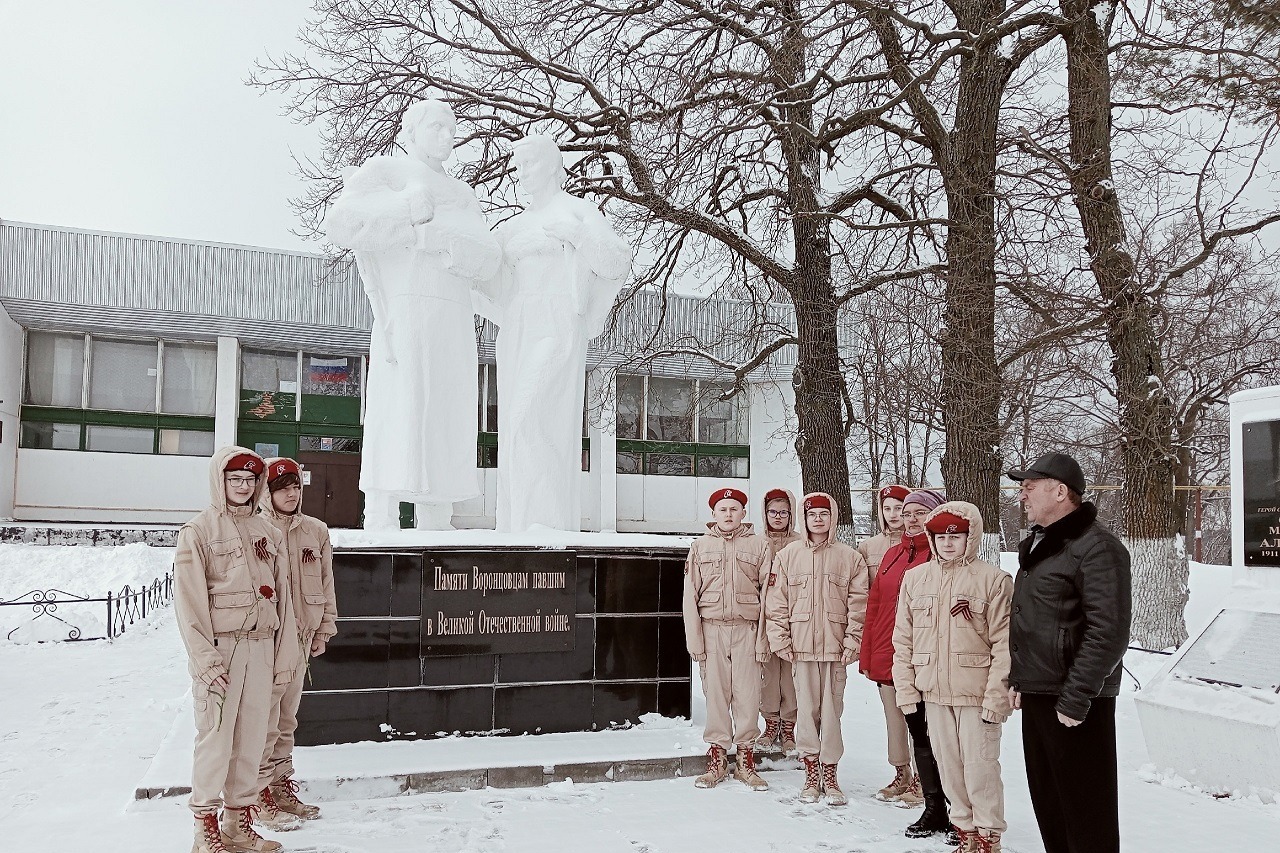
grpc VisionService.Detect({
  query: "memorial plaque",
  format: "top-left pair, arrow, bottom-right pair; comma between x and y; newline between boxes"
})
1242,420 -> 1280,567
422,551 -> 577,656
1172,609 -> 1280,691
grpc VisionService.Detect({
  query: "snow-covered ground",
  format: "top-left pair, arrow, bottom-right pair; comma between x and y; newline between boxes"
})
1,548 -> 1274,852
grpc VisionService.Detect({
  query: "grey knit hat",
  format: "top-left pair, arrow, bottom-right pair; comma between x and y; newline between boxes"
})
902,488 -> 947,512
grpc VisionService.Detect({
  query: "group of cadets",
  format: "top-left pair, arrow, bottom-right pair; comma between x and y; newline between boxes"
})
685,485 -> 1013,853
176,447 -> 338,853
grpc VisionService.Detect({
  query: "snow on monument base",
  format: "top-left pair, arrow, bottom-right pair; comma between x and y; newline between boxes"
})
1135,385 -> 1280,801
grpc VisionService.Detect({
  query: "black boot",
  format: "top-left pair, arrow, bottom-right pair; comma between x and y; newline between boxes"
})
904,747 -> 950,838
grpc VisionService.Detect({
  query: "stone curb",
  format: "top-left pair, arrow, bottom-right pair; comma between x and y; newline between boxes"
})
134,754 -> 719,801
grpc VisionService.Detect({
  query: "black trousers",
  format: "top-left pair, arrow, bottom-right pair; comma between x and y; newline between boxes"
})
1021,694 -> 1120,853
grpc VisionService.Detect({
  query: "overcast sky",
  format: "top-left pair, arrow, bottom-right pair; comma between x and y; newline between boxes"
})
0,1 -> 319,252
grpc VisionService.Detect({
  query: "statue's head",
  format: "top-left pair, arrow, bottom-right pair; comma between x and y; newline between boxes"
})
511,135 -> 566,196
396,99 -> 457,164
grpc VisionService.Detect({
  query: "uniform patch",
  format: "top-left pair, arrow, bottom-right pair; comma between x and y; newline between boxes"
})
253,537 -> 270,562
951,599 -> 973,621
302,547 -> 318,564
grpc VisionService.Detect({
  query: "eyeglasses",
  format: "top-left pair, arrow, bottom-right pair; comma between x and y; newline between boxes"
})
224,474 -> 258,486
901,509 -> 929,519
766,510 -> 792,518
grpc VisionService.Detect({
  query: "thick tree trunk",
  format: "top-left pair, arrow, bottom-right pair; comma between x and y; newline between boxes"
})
777,1 -> 854,527
940,0 -> 1005,561
1061,0 -> 1187,647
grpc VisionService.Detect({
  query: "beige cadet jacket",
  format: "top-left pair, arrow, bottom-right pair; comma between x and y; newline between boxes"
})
260,459 -> 338,642
892,500 -> 1013,722
857,531 -> 895,576
175,446 -> 300,687
764,492 -> 870,662
683,522 -> 772,660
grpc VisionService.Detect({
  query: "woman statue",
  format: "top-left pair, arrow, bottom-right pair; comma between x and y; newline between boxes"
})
491,136 -> 633,532
324,100 -> 501,530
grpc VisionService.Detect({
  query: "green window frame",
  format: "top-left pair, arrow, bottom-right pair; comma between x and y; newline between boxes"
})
615,439 -> 750,478
614,375 -> 751,478
19,405 -> 216,456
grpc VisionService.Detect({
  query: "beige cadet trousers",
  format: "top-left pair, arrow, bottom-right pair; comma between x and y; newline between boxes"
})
878,682 -> 913,767
698,621 -> 762,749
189,635 -> 275,815
792,661 -> 847,764
760,654 -> 797,723
259,630 -> 312,787
925,703 -> 1007,832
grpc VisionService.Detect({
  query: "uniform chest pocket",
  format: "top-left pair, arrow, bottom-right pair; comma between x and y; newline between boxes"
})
735,551 -> 764,587
951,596 -> 988,627
789,575 -> 812,618
696,557 -> 724,598
206,538 -> 246,580
910,595 -> 936,628
298,536 -> 325,595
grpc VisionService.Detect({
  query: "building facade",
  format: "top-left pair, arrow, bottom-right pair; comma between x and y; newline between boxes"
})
0,220 -> 800,532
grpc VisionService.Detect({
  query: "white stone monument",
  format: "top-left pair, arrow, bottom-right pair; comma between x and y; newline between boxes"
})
1135,385 -> 1280,800
488,136 -> 633,532
324,100 -> 502,530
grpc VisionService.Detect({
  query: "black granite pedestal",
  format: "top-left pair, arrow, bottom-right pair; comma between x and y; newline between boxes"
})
296,546 -> 691,746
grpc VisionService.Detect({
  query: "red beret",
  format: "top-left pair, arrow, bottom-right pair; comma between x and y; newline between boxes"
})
709,488 -> 748,509
225,453 -> 262,474
267,458 -> 301,483
803,495 -> 832,512
879,485 -> 911,503
925,511 -> 970,535
763,489 -> 790,504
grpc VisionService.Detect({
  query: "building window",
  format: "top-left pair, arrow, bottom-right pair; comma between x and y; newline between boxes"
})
299,435 -> 361,453
19,331 -> 215,456
614,375 -> 750,477
24,332 -> 85,408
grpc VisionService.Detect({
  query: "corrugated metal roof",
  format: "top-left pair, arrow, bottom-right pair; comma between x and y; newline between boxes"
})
0,220 -> 795,379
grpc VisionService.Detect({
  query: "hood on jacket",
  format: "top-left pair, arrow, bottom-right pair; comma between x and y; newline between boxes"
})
209,445 -> 268,514
924,500 -> 984,565
259,457 -> 304,518
761,487 -> 799,537
800,491 -> 839,547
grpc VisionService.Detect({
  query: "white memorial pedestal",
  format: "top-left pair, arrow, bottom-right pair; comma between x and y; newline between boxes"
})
1135,386 -> 1280,800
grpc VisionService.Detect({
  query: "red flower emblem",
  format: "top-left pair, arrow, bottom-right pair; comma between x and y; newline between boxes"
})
259,585 -> 274,600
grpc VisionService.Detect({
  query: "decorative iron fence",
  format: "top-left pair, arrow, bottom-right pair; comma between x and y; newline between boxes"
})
0,571 -> 174,642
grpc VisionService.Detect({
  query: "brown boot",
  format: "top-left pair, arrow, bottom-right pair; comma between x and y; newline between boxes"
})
876,764 -> 912,801
975,830 -> 1002,853
192,813 -> 230,853
694,744 -> 729,789
951,827 -> 979,853
895,773 -> 925,807
756,717 -> 781,750
821,762 -> 847,806
269,778 -> 320,820
220,807 -> 283,853
733,744 -> 769,791
252,787 -> 301,832
798,755 -> 821,803
779,720 -> 797,754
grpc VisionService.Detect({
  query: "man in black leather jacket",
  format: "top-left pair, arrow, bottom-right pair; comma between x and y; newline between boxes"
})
1006,452 -> 1131,853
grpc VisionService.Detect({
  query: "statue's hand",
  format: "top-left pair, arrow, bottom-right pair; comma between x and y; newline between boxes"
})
416,222 -> 451,255
408,193 -> 435,226
377,316 -> 399,365
542,216 -> 583,247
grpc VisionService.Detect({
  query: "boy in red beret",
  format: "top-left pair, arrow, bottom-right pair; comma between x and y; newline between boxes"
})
764,492 -> 869,805
683,488 -> 772,791
893,501 -> 1014,853
175,447 -> 298,853
253,458 -> 339,829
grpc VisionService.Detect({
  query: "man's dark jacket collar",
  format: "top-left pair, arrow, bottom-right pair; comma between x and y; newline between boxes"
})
1019,502 -> 1098,569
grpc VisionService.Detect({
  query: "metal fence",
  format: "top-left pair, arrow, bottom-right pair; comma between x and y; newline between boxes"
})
0,571 -> 174,642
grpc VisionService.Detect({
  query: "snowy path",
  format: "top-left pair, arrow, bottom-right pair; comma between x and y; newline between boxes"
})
3,609 -> 1278,853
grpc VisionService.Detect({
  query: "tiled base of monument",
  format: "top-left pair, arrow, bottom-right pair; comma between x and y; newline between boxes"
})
299,538 -> 694,745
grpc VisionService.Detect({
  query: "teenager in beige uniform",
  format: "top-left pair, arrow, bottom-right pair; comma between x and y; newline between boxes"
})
756,488 -> 801,754
765,493 -> 869,805
683,487 -> 772,791
253,459 -> 338,829
894,501 -> 1013,853
857,484 -> 908,579
176,447 -> 300,853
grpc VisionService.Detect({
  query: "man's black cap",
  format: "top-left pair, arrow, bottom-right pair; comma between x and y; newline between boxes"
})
1007,452 -> 1085,495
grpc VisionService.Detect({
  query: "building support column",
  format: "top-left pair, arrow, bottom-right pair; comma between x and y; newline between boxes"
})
214,336 -> 239,450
